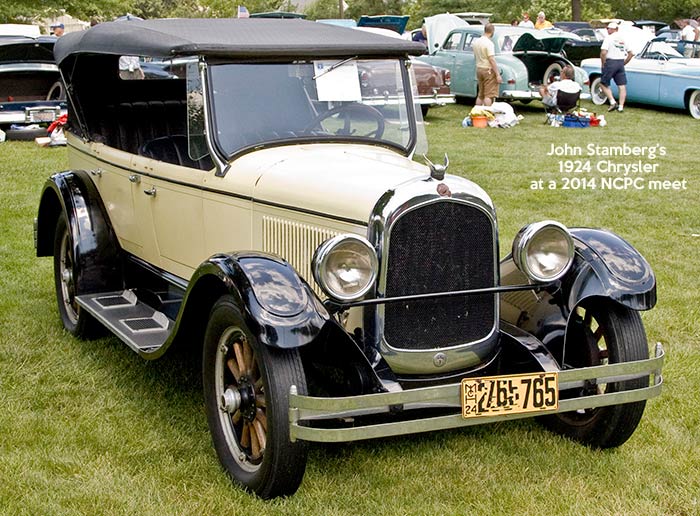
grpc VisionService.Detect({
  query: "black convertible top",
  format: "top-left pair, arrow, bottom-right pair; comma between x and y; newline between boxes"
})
54,18 -> 426,64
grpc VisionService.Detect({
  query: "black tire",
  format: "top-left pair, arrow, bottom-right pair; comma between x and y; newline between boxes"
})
53,213 -> 99,338
203,295 -> 308,498
688,89 -> 700,119
540,301 -> 649,448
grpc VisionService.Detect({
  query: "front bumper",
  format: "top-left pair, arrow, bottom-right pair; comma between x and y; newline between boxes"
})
289,344 -> 664,443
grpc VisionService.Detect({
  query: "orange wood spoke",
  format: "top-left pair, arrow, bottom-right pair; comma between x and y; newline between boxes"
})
255,377 -> 263,390
242,338 -> 254,375
250,423 -> 260,459
226,358 -> 241,383
241,421 -> 250,448
256,408 -> 267,432
231,410 -> 241,425
253,418 -> 266,452
233,342 -> 246,376
255,393 -> 266,408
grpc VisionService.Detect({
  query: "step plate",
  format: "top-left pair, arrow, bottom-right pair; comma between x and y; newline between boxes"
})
76,290 -> 173,354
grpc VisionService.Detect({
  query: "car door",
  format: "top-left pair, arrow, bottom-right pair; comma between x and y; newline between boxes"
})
624,53 -> 663,103
430,31 -> 464,94
459,32 -> 479,97
133,162 -> 206,280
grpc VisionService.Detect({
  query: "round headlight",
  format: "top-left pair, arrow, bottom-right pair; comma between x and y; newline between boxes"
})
312,234 -> 378,302
512,221 -> 574,282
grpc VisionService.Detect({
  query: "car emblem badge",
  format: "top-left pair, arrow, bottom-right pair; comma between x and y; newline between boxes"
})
433,352 -> 448,368
437,183 -> 452,197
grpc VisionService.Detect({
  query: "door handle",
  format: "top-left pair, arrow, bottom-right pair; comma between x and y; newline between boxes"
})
89,168 -> 103,177
143,187 -> 157,197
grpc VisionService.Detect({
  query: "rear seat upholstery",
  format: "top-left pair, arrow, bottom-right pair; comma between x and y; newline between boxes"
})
95,100 -> 213,170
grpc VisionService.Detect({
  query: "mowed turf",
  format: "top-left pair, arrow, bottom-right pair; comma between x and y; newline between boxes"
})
1,100 -> 698,515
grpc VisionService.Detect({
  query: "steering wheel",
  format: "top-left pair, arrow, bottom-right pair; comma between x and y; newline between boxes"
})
304,103 -> 385,139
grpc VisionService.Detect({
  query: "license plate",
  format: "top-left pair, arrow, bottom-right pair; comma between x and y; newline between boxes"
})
461,372 -> 558,418
27,109 -> 58,123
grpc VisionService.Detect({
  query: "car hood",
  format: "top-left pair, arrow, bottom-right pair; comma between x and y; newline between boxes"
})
0,36 -> 56,64
424,14 -> 469,54
246,144 -> 430,224
511,29 -> 580,54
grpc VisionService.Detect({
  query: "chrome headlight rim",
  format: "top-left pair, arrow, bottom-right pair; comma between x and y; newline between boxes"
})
312,234 -> 378,302
512,220 -> 574,283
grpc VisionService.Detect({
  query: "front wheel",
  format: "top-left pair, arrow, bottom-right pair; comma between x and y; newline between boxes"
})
540,301 -> 649,448
590,77 -> 607,106
688,90 -> 700,119
203,295 -> 308,498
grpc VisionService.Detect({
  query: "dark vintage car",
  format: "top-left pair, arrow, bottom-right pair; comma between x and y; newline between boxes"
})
0,29 -> 67,139
35,18 -> 663,498
554,22 -> 605,65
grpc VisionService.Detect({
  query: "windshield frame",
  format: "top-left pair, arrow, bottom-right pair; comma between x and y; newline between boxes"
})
204,57 -> 420,165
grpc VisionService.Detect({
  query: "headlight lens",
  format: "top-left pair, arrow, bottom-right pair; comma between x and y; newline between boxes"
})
312,234 -> 378,301
512,221 -> 574,282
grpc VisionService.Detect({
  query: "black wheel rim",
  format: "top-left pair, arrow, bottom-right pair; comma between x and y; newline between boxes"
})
558,306 -> 610,424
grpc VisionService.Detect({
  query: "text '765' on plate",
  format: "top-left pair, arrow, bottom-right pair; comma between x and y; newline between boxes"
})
461,372 -> 558,418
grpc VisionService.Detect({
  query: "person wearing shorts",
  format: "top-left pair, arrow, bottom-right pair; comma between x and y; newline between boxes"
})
600,22 -> 634,112
472,23 -> 502,106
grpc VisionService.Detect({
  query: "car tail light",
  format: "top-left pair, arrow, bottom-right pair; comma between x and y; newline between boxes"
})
507,79 -> 515,84
443,69 -> 451,86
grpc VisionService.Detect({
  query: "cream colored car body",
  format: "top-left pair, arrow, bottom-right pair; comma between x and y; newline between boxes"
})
69,134 -> 436,285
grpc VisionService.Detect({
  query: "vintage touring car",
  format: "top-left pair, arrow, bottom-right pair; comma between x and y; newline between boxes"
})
35,18 -> 663,498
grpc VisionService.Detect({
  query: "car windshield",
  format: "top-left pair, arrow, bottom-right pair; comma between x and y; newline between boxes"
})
642,40 -> 690,59
208,60 -> 419,157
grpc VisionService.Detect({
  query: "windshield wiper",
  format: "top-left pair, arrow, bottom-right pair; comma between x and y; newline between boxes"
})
313,56 -> 358,80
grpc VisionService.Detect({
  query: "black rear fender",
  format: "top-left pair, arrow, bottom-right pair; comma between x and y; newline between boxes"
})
35,170 -> 122,294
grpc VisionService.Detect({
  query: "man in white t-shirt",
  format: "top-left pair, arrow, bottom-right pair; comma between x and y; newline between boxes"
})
675,19 -> 699,57
518,12 -> 535,28
539,65 -> 581,110
599,22 -> 634,112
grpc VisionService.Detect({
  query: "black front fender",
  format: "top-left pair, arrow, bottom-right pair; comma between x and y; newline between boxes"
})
35,170 -> 122,294
500,227 -> 656,344
185,252 -> 330,350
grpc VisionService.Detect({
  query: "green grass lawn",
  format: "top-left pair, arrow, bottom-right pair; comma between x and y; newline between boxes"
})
1,101 -> 698,515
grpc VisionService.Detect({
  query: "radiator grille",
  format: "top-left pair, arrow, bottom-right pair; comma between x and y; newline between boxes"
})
261,215 -> 340,296
383,201 -> 496,350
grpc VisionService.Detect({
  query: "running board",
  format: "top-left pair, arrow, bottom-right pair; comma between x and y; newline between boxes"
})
76,290 -> 173,354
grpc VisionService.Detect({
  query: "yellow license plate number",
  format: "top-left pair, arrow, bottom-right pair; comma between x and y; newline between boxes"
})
461,372 -> 558,418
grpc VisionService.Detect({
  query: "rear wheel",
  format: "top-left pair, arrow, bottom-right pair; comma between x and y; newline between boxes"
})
590,77 -> 607,106
203,295 -> 308,498
688,89 -> 700,119
53,213 -> 99,337
543,62 -> 564,85
540,301 -> 649,448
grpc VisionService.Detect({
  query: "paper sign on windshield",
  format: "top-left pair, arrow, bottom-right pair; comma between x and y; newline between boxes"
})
313,60 -> 362,102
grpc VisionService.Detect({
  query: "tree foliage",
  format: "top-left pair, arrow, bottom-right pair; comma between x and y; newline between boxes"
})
2,0 -> 697,27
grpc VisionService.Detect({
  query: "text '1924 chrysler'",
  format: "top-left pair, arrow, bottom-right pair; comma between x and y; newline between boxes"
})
35,19 -> 664,498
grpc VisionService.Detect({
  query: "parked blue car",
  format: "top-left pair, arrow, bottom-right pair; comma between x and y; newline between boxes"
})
417,20 -> 589,103
582,38 -> 700,118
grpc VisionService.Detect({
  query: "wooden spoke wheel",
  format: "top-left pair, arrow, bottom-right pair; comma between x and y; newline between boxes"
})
203,295 -> 308,498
